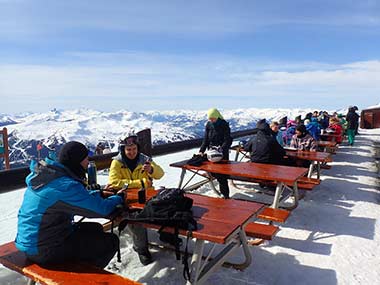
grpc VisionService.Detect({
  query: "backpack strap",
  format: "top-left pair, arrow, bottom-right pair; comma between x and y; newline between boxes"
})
182,230 -> 192,281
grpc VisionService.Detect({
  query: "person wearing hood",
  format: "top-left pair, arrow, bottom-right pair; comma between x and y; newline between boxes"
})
108,133 -> 164,190
290,124 -> 317,151
244,119 -> 286,164
107,133 -> 164,265
346,106 -> 360,146
15,141 -> 123,268
199,108 -> 232,199
304,118 -> 321,141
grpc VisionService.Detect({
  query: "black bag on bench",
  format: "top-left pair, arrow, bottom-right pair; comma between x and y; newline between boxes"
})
118,188 -> 197,280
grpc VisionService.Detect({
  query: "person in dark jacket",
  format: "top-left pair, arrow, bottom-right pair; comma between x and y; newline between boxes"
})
244,119 -> 286,165
199,108 -> 232,199
346,106 -> 360,146
16,141 -> 124,268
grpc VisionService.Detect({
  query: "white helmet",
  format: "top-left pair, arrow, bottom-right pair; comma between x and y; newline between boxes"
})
206,147 -> 223,163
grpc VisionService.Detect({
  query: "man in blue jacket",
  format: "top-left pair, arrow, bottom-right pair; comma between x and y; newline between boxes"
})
15,141 -> 147,268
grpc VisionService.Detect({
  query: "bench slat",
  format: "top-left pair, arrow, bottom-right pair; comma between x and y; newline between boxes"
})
258,207 -> 290,223
245,222 -> 279,240
297,177 -> 321,185
0,242 -> 141,285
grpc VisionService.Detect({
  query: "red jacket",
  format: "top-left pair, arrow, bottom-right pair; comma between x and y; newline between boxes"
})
328,123 -> 343,143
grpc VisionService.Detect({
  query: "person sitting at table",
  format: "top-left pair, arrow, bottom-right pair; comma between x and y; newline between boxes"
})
270,121 -> 284,146
244,119 -> 286,165
290,124 -> 317,152
108,133 -> 165,189
107,133 -> 165,265
284,119 -> 297,146
304,118 -> 321,141
15,141 -> 124,269
199,108 -> 232,199
327,117 -> 343,144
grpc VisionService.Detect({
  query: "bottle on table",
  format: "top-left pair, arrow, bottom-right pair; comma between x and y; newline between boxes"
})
87,161 -> 97,185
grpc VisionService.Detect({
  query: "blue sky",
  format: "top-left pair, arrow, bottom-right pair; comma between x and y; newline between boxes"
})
0,0 -> 379,114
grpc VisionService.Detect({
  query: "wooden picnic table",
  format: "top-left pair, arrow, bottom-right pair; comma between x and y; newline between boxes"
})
124,188 -> 265,284
320,133 -> 341,142
317,140 -> 337,148
317,140 -> 338,154
170,160 -> 308,209
284,148 -> 332,179
231,145 -> 332,179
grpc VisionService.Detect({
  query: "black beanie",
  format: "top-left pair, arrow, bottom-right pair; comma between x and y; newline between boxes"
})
296,124 -> 307,136
58,141 -> 88,179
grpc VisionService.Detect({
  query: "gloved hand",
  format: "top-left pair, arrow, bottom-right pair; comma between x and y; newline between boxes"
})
86,183 -> 101,190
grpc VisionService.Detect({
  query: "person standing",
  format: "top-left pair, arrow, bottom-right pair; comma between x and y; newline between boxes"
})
346,106 -> 360,146
199,108 -> 232,199
15,141 -> 123,268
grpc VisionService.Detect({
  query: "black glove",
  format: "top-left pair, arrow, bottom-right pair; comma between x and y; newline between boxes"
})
86,183 -> 101,190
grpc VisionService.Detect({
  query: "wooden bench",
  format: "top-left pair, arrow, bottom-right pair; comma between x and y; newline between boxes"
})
285,176 -> 320,191
244,222 -> 279,241
257,207 -> 290,223
0,241 -> 141,285
243,206 -> 291,245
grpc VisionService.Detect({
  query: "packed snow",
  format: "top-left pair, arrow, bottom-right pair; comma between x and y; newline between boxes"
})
1,127 -> 379,284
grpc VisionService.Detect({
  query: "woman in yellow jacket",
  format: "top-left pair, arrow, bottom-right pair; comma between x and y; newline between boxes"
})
108,134 -> 164,190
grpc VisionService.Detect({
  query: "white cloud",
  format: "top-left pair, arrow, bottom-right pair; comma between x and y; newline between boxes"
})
0,54 -> 379,112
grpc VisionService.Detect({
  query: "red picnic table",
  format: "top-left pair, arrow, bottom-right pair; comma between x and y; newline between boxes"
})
170,160 -> 308,210
320,133 -> 342,142
124,188 -> 264,285
283,147 -> 332,179
232,145 -> 332,179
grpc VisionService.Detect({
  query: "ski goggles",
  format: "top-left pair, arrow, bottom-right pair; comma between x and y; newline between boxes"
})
121,136 -> 138,146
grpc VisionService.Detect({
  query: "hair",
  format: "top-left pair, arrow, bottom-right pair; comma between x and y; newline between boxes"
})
270,121 -> 279,128
296,124 -> 307,133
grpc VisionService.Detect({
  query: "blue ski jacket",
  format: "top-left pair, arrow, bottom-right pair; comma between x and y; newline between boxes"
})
15,158 -> 123,255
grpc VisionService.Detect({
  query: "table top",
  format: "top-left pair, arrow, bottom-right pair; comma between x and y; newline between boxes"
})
232,144 -> 332,163
320,133 -> 341,138
170,160 -> 308,185
317,140 -> 337,147
125,188 -> 264,244
285,149 -> 332,162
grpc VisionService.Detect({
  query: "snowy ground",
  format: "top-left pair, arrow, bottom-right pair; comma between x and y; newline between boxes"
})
1,129 -> 380,285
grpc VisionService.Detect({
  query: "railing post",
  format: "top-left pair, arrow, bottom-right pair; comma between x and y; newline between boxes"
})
0,127 -> 10,170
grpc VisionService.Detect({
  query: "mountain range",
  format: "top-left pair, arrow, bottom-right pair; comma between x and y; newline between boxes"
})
0,106 -> 354,166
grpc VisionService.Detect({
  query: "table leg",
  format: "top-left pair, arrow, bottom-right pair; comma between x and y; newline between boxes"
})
187,239 -> 205,285
307,161 -> 315,178
317,162 -> 321,179
178,169 -> 186,189
290,181 -> 299,210
234,149 -> 240,161
270,182 -> 284,209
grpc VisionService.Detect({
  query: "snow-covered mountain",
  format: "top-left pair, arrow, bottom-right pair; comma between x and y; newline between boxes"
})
0,107 -> 333,165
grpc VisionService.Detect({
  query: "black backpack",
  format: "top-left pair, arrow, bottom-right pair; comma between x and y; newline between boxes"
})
118,188 -> 197,280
